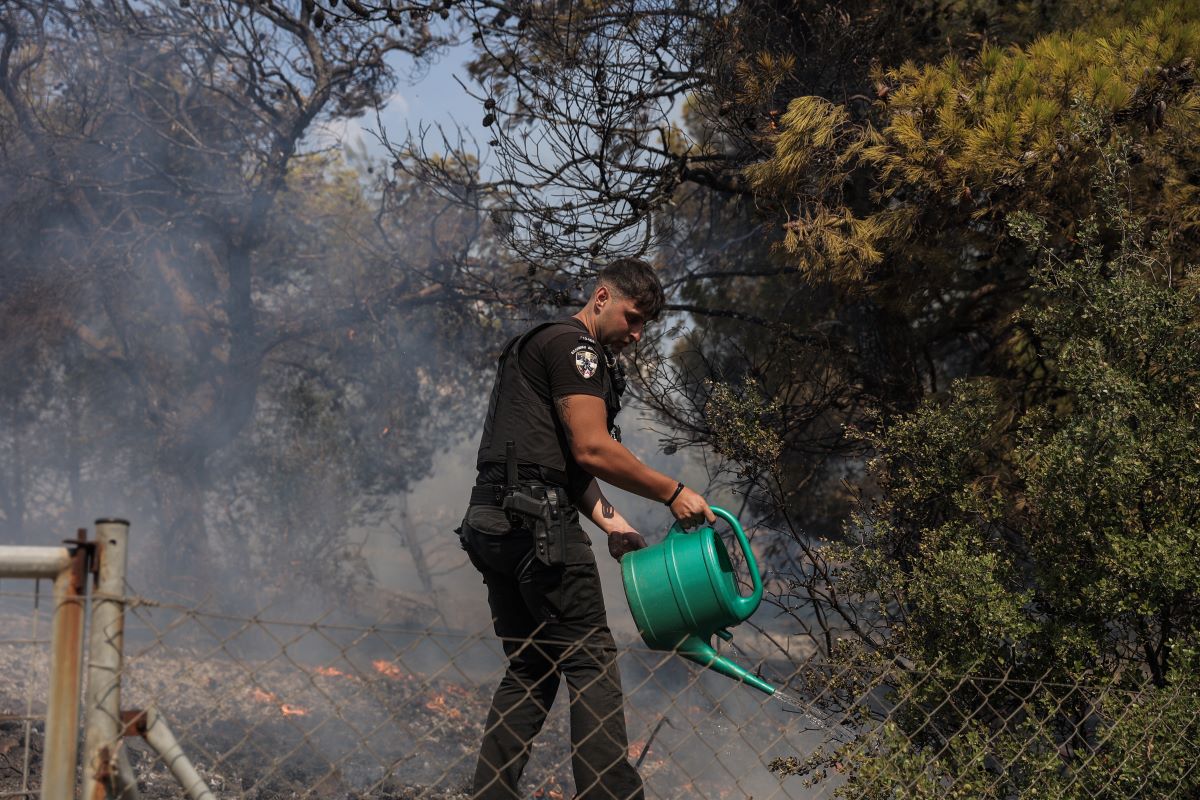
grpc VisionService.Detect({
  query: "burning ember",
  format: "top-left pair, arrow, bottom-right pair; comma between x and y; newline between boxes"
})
424,693 -> 462,720
250,687 -> 308,717
372,659 -> 404,679
314,666 -> 348,678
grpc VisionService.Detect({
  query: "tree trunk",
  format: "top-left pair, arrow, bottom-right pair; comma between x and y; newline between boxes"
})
150,453 -> 209,590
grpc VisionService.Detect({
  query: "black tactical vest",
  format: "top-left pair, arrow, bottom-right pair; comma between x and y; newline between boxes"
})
476,320 -> 624,488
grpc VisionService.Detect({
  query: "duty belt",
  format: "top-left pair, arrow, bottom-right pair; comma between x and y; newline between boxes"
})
470,483 -> 570,508
470,481 -> 571,566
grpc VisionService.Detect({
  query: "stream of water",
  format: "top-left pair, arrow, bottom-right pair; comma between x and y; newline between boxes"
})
769,689 -> 857,743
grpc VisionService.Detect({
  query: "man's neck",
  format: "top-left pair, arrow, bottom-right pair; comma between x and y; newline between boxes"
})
573,309 -> 600,343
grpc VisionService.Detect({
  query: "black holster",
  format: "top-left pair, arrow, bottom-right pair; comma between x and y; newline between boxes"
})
498,440 -> 567,566
502,485 -> 568,566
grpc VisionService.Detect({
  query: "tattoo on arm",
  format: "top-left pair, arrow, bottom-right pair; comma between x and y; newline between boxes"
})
555,398 -> 574,443
601,498 -> 615,519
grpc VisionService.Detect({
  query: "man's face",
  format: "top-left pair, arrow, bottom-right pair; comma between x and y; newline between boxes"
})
596,285 -> 647,353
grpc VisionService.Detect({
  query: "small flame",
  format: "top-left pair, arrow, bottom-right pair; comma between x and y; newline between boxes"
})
373,659 -> 403,679
251,688 -> 276,704
314,666 -> 346,678
424,693 -> 462,720
250,687 -> 307,717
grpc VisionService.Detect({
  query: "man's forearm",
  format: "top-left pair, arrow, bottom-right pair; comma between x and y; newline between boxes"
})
575,438 -> 678,504
576,478 -> 632,534
576,477 -> 650,561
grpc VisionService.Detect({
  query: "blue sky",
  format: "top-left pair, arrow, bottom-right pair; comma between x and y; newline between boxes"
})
310,43 -> 486,162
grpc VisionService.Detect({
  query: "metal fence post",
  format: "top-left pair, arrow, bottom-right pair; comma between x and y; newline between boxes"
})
83,519 -> 131,800
41,532 -> 89,800
0,543 -> 81,799
123,708 -> 214,800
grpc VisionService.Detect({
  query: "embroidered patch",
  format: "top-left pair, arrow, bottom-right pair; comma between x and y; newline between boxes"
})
572,345 -> 599,379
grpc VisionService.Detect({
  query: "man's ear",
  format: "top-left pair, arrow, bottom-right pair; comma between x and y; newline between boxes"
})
594,283 -> 610,310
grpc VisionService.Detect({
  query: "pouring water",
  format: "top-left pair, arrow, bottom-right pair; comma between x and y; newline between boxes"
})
768,689 -> 857,743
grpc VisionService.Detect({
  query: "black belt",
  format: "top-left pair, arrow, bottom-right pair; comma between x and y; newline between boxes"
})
470,483 -> 570,508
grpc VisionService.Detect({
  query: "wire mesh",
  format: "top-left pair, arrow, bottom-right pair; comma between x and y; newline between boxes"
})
0,583 -> 51,799
22,583 -> 1191,800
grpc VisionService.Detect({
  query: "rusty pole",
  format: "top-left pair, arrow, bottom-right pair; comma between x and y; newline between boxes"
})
41,530 -> 90,800
83,519 -> 131,800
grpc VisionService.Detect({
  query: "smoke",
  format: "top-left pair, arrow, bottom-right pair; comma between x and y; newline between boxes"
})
0,0 -> 485,613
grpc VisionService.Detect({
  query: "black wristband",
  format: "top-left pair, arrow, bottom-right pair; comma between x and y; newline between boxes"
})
664,481 -> 685,506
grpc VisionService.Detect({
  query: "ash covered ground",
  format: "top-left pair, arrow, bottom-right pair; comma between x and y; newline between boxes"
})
1,604 -> 820,799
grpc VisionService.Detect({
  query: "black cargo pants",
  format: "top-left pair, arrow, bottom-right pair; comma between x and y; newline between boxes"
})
459,501 -> 644,800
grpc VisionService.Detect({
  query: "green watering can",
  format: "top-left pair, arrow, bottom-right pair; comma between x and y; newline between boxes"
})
621,506 -> 776,696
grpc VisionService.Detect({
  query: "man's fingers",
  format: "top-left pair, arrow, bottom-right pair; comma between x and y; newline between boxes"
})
609,530 -> 647,560
670,487 -> 717,528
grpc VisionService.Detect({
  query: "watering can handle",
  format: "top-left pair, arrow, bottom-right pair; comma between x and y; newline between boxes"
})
710,506 -> 763,620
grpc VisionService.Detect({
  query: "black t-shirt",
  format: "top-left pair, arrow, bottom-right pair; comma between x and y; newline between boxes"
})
477,318 -> 612,494
523,318 -> 607,403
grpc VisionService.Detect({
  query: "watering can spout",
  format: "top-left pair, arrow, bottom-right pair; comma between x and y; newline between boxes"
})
677,635 -> 776,697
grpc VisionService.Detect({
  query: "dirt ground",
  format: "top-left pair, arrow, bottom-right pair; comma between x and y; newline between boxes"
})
0,608 -> 686,799
0,602 -> 814,800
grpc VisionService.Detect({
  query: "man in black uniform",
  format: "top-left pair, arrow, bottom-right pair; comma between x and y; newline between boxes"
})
459,258 -> 715,800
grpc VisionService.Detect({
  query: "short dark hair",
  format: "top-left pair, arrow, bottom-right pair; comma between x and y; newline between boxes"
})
597,258 -> 666,321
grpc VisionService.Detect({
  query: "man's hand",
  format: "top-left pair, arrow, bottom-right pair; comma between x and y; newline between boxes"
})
607,530 -> 647,561
668,486 -> 716,528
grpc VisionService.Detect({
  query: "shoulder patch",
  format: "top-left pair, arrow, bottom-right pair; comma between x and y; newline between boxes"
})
578,333 -> 597,346
571,345 -> 599,379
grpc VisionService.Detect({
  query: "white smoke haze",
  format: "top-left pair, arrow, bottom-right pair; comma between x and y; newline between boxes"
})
0,0 -> 483,600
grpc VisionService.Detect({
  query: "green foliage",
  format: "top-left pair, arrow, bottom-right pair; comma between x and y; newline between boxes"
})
813,151 -> 1200,793
800,659 -> 1200,798
703,378 -> 784,477
676,6 -> 1200,551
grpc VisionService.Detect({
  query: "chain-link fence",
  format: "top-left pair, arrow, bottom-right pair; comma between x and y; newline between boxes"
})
1,528 -> 1198,800
107,602 -> 1200,799
0,581 -> 52,799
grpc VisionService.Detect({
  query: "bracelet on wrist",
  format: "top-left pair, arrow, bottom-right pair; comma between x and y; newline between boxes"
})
664,481 -> 685,506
